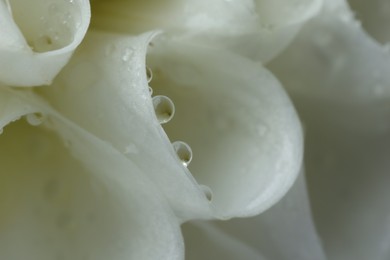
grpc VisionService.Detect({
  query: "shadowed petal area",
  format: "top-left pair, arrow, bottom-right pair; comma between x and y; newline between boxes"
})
0,88 -> 184,260
0,0 -> 90,86
268,2 -> 390,259
214,173 -> 327,260
182,221 -> 267,260
91,0 -> 322,62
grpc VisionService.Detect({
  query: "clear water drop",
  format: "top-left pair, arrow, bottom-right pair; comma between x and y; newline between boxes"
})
172,141 -> 193,167
148,86 -> 153,96
200,184 -> 213,201
26,113 -> 46,126
153,95 -> 175,124
146,66 -> 153,83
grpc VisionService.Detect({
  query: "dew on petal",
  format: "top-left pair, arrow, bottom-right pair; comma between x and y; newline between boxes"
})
146,66 -> 153,83
172,141 -> 193,167
148,86 -> 153,96
153,95 -> 175,124
200,184 -> 213,201
26,113 -> 46,126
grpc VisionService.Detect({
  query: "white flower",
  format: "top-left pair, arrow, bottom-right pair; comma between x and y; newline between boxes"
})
3,0 -> 388,259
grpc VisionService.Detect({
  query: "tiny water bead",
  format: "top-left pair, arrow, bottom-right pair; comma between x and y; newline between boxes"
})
200,184 -> 213,201
26,113 -> 46,126
152,95 -> 175,124
172,141 -> 193,167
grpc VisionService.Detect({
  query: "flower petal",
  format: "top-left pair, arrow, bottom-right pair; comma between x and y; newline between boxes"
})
0,88 -> 184,260
214,173 -> 327,260
0,0 -> 90,86
147,41 -> 303,218
40,30 -> 302,220
268,2 -> 390,259
39,31 -> 213,221
91,0 -> 322,62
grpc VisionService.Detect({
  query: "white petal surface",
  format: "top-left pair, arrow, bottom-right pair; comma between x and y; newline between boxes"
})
269,2 -> 390,259
0,0 -> 90,86
91,0 -> 322,62
215,173 -> 327,260
147,40 -> 303,218
182,221 -> 267,260
39,30 -> 302,220
0,88 -> 184,260
39,31 -> 213,221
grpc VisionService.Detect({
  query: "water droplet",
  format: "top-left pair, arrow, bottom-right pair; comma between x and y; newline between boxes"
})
172,141 -> 193,167
26,113 -> 46,126
148,86 -> 153,96
153,95 -> 175,124
200,185 -> 213,201
146,66 -> 153,83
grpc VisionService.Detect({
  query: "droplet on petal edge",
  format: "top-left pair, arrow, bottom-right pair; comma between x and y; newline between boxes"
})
146,66 -> 153,83
26,113 -> 46,126
172,141 -> 193,167
152,95 -> 175,124
199,184 -> 213,201
148,86 -> 153,96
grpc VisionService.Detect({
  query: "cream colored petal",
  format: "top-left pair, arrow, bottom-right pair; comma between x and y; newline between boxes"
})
0,88 -> 184,260
147,41 -> 303,218
0,0 -> 90,86
40,30 -> 302,220
182,221 -> 267,260
39,31 -> 213,221
269,2 -> 390,259
91,0 -> 322,62
214,173 -> 327,260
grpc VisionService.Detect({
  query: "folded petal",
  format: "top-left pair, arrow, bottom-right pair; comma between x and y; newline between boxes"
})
0,0 -> 90,86
0,87 -> 184,260
214,173 -> 327,260
91,0 -> 322,62
268,2 -> 390,259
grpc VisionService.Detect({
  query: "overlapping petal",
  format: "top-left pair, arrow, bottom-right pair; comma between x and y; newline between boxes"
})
90,0 -> 323,62
268,1 -> 390,259
0,0 -> 90,86
0,88 -> 184,260
39,30 -> 303,221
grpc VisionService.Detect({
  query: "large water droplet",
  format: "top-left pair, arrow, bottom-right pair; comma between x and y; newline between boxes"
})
26,113 -> 46,126
153,95 -> 175,124
172,141 -> 193,167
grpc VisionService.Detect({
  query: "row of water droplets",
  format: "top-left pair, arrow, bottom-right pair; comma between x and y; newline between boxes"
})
146,66 -> 193,168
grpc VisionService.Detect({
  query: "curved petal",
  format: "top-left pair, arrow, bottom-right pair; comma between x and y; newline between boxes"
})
0,0 -> 90,86
91,0 -> 322,62
182,221 -> 267,260
214,173 -> 327,260
39,31 -> 213,221
0,88 -> 184,260
39,30 -> 303,220
147,40 -> 303,218
268,2 -> 390,259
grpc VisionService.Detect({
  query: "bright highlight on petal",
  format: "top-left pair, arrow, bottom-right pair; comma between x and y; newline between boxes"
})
0,0 -> 90,86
